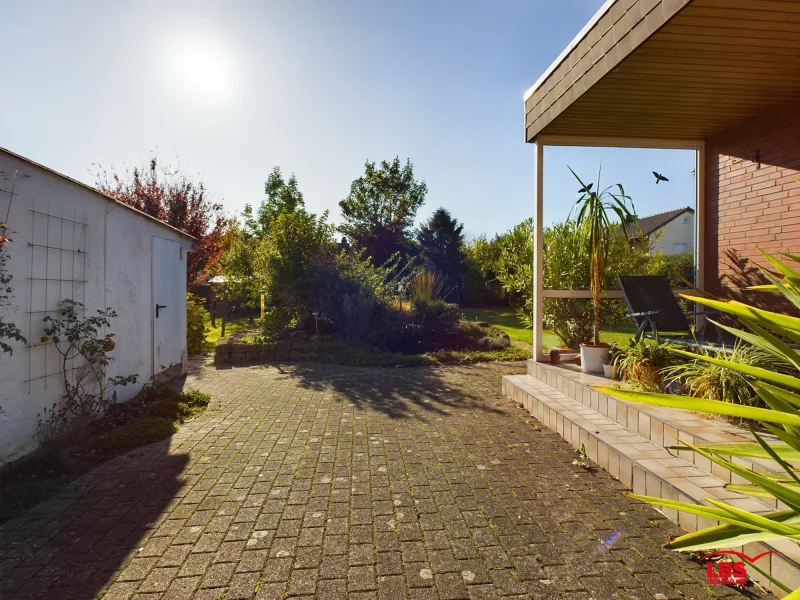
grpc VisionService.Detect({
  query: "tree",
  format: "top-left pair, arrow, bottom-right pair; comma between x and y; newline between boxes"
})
494,219 -> 534,323
215,222 -> 259,309
253,209 -> 335,329
417,208 -> 465,301
96,158 -> 228,284
462,234 -> 506,307
243,167 -> 304,238
339,157 -> 427,266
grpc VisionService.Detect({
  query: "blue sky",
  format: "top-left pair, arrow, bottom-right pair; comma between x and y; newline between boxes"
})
2,0 -> 695,237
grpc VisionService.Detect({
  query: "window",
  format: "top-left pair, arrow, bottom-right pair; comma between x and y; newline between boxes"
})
674,243 -> 688,253
683,216 -> 690,224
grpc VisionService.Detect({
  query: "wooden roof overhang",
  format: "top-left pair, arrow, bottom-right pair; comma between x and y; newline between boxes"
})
524,0 -> 800,143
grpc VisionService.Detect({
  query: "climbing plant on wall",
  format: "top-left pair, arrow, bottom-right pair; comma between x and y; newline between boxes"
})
0,190 -> 26,356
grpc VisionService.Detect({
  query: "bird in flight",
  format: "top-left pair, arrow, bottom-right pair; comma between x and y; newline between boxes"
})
652,171 -> 669,184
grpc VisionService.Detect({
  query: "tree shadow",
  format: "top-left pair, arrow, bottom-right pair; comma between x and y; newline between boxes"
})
0,440 -> 188,599
233,361 -> 516,423
717,248 -> 799,316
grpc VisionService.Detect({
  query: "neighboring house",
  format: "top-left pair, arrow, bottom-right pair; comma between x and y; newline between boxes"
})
625,207 -> 694,255
0,148 -> 195,461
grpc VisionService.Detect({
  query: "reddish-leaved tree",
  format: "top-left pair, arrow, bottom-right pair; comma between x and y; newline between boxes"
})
96,158 -> 228,284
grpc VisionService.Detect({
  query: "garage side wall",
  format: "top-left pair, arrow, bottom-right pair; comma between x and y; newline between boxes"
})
0,153 -> 188,461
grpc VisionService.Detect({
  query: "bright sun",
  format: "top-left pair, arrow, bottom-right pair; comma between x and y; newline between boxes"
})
168,35 -> 238,107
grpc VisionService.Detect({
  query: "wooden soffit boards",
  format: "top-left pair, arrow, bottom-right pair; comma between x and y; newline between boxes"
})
524,0 -> 800,142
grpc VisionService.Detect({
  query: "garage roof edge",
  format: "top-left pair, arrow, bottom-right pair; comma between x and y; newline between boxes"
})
0,146 -> 197,241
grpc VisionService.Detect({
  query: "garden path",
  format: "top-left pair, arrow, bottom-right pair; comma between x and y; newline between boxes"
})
0,361 -> 769,599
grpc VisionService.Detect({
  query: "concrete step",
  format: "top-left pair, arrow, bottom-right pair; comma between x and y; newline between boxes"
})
527,360 -> 787,505
503,372 -> 800,596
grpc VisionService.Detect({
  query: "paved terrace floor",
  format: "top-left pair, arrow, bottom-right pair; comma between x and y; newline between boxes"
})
0,362 -> 769,600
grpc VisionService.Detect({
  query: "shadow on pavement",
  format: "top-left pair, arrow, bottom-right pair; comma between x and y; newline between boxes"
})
267,361 -> 523,421
0,440 -> 189,599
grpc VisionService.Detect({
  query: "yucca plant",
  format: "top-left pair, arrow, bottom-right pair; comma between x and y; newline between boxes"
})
568,167 -> 637,346
594,250 -> 800,597
662,341 -> 790,408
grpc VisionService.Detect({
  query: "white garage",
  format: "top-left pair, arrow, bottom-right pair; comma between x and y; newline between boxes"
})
0,147 -> 195,461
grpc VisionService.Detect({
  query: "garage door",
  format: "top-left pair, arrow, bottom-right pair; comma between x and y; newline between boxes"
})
152,236 -> 184,374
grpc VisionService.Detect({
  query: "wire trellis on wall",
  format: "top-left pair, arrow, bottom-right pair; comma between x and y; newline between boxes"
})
25,200 -> 89,392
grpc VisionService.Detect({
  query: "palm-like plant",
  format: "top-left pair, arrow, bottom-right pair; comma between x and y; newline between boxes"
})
594,250 -> 800,597
568,167 -> 636,345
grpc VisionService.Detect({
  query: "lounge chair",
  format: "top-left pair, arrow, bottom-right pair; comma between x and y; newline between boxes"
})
617,275 -> 721,348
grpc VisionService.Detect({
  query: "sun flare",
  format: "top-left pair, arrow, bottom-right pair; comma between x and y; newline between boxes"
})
168,34 -> 238,106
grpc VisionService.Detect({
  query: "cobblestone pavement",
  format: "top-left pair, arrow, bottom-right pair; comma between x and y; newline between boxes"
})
0,362 -> 769,599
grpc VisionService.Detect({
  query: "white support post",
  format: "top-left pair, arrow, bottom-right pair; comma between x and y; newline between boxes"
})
533,140 -> 545,361
696,142 -> 706,292
695,142 -> 706,331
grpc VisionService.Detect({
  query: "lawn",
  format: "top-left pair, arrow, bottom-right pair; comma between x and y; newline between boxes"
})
461,307 -> 635,352
201,312 -> 256,353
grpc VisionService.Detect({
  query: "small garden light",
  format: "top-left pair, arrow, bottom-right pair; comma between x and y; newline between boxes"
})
312,311 -> 320,335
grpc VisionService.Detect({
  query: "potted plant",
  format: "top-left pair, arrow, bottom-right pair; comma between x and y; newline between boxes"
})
549,348 -> 561,364
568,167 -> 636,373
615,339 -> 678,391
603,342 -> 623,379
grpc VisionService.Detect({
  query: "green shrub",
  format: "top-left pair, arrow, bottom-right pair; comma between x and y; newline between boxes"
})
187,292 -> 207,355
662,342 -> 789,407
412,299 -> 461,330
307,250 -> 409,338
461,235 -> 506,307
494,219 -> 534,322
368,322 -> 432,354
341,292 -> 375,342
96,418 -> 179,455
659,250 -> 695,288
254,209 -> 335,330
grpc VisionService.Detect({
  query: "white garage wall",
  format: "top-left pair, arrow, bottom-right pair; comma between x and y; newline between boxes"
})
0,151 -> 191,461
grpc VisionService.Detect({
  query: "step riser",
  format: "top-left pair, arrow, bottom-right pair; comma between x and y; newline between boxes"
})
503,375 -> 800,596
527,360 -> 784,508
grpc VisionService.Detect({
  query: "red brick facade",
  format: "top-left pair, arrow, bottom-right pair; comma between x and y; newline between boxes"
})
705,102 -> 800,297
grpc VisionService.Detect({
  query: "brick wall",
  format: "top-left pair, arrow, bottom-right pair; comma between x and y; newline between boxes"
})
705,102 -> 800,299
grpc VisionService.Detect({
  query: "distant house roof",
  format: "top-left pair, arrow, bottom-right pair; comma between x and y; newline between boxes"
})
0,146 -> 195,241
624,207 -> 694,240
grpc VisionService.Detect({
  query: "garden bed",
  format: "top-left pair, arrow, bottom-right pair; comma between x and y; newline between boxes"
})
0,384 -> 212,524
214,321 -> 529,368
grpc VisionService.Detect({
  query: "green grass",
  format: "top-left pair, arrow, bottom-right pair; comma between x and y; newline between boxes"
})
461,308 -> 532,345
461,307 -> 635,352
201,312 -> 256,353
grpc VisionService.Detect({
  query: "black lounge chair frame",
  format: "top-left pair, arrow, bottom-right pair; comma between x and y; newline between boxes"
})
617,275 -> 720,348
